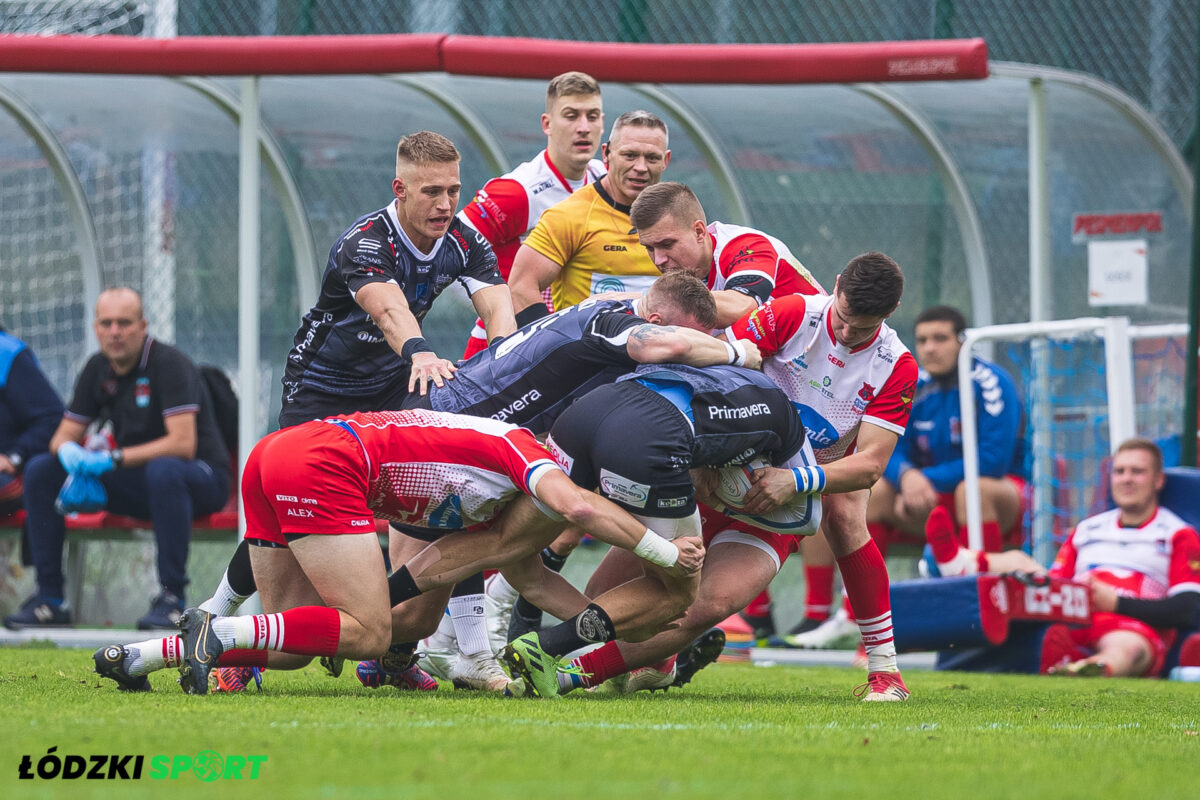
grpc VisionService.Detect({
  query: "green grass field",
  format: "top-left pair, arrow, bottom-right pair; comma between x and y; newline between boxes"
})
3,645 -> 1197,800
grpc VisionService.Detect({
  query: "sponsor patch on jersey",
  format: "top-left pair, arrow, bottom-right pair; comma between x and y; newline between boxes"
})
428,495 -> 464,529
794,403 -> 839,450
593,277 -> 628,293
598,468 -> 650,508
727,248 -> 757,269
657,497 -> 689,509
544,434 -> 574,474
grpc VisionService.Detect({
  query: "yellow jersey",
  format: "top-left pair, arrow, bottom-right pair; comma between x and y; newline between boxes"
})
523,182 -> 661,310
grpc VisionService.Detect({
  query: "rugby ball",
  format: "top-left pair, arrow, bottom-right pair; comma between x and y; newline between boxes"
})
714,457 -> 771,510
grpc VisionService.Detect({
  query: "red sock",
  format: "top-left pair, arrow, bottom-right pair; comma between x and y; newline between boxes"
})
218,649 -> 270,667
744,589 -> 771,618
926,506 -> 960,563
572,641 -> 628,688
803,565 -> 835,621
836,541 -> 894,653
980,521 -> 1003,553
244,606 -> 342,656
866,521 -> 892,558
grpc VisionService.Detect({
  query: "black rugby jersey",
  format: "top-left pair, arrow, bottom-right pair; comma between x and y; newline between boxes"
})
422,296 -> 644,434
618,363 -> 806,469
283,202 -> 502,396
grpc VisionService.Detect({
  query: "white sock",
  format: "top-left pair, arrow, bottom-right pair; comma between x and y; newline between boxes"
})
199,571 -> 251,616
866,640 -> 899,674
485,572 -> 519,605
212,613 -> 286,651
425,609 -> 457,650
858,610 -> 899,673
124,636 -> 182,676
449,594 -> 488,657
938,548 -> 981,578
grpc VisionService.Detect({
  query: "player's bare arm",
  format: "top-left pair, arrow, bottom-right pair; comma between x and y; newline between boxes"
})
533,470 -> 704,576
354,280 -> 456,395
626,324 -> 762,370
499,551 -> 592,620
470,283 -> 518,343
711,289 -> 759,329
119,411 -> 198,466
48,417 -> 87,455
508,244 -> 564,316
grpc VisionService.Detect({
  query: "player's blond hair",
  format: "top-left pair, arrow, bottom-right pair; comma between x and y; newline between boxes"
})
646,271 -> 717,330
546,71 -> 601,110
395,131 -> 460,176
630,182 -> 705,232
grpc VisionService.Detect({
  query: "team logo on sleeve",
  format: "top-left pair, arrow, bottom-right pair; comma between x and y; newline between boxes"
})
743,311 -> 768,341
795,403 -> 838,450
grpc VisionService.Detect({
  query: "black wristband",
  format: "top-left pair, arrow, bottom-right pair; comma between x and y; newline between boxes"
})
515,303 -> 551,327
400,337 -> 434,361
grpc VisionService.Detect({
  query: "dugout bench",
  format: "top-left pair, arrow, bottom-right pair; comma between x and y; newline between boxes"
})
890,466 -> 1200,676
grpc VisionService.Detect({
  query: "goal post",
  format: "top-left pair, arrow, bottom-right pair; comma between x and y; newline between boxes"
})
960,318 -> 1189,564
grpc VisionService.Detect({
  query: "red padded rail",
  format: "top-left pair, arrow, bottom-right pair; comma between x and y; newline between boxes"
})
0,33 -> 987,83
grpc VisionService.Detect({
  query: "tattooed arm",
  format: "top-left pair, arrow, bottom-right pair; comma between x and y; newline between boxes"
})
625,323 -> 762,369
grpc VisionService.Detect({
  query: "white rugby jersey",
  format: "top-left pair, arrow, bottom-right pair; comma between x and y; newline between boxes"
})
726,293 -> 917,464
1050,506 -> 1200,600
459,150 -> 606,278
331,410 -> 559,529
707,221 -> 823,299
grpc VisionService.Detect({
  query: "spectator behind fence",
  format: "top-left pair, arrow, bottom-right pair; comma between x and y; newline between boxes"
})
0,325 -> 64,517
3,287 -> 231,632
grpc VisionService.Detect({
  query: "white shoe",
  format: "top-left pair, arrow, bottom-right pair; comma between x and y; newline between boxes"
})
778,608 -> 860,649
418,621 -> 459,680
450,652 -> 516,692
484,573 -> 518,653
620,659 -> 677,693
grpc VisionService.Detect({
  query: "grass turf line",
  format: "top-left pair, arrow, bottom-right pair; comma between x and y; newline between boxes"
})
2,645 -> 1197,800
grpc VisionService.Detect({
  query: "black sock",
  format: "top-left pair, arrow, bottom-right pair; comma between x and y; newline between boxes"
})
451,571 -> 485,597
226,539 -> 257,596
536,603 -> 615,657
540,547 -> 568,572
513,594 -> 542,621
387,565 -> 422,606
380,641 -> 418,671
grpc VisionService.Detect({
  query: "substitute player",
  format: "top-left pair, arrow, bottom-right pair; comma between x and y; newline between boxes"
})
92,409 -> 702,695
458,71 -> 605,359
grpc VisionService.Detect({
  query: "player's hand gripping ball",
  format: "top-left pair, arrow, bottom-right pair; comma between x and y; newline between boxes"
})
713,457 -> 770,510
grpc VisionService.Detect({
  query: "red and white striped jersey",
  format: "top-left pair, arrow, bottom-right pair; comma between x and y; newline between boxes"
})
331,410 -> 558,529
707,221 -> 824,299
726,293 -> 917,464
458,150 -> 606,279
1050,506 -> 1200,600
